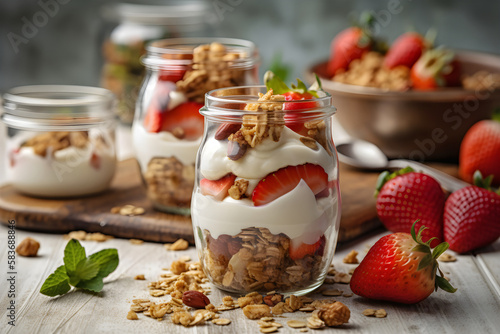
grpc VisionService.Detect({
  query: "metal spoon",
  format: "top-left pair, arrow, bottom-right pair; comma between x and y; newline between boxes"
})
336,139 -> 470,193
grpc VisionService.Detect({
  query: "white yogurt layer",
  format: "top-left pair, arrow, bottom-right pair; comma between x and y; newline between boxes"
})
8,142 -> 116,197
132,124 -> 201,173
192,180 -> 339,244
199,127 -> 335,182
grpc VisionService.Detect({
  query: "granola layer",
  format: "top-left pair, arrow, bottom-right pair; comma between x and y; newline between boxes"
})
201,227 -> 327,293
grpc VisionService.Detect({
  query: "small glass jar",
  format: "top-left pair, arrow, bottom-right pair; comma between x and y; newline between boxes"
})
1,85 -> 117,198
191,86 -> 340,295
133,37 -> 259,215
101,2 -> 211,124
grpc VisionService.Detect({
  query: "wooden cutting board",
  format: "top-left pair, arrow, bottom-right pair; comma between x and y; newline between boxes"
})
0,159 -> 458,244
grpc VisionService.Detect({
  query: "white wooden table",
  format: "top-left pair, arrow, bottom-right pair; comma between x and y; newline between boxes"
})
1,122 -> 499,333
1,224 -> 499,334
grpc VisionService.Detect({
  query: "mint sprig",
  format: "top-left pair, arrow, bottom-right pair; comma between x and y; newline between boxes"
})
40,239 -> 119,297
264,70 -> 322,98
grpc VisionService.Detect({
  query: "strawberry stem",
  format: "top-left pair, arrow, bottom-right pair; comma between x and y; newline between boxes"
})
374,166 -> 414,197
408,220 -> 457,294
473,170 -> 494,190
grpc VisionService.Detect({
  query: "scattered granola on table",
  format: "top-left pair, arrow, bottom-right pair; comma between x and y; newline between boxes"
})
363,308 -> 388,318
438,252 -> 457,262
165,238 -> 190,251
343,250 -> 359,264
63,231 -> 113,242
16,237 -> 40,257
111,205 -> 145,216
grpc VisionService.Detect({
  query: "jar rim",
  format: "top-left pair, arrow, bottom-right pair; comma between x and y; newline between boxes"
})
201,85 -> 336,120
142,37 -> 259,69
1,85 -> 116,130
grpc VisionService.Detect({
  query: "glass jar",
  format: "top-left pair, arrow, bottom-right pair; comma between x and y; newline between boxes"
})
101,2 -> 211,124
1,85 -> 117,198
133,37 -> 260,215
191,86 -> 340,295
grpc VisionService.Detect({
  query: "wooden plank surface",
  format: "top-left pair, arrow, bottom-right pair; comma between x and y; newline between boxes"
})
1,226 -> 499,333
0,159 -> 386,244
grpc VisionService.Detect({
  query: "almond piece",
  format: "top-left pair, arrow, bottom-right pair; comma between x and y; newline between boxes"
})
227,140 -> 247,160
182,290 -> 211,309
215,123 -> 240,140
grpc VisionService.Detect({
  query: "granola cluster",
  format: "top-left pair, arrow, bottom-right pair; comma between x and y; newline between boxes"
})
218,89 -> 331,165
175,42 -> 250,104
332,51 -> 411,91
225,89 -> 286,161
22,131 -> 90,157
202,227 -> 326,293
143,157 -> 195,211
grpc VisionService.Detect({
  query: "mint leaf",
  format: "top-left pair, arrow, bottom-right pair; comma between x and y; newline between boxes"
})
63,239 -> 86,272
68,258 -> 100,286
75,276 -> 104,293
264,71 -> 291,95
40,265 -> 71,297
40,239 -> 119,297
88,248 -> 119,278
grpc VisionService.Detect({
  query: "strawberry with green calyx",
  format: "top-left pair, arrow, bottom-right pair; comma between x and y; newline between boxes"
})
264,70 -> 322,99
326,12 -> 386,77
459,119 -> 500,186
411,48 -> 461,90
350,221 -> 456,304
264,71 -> 323,133
444,171 -> 500,254
375,167 -> 445,248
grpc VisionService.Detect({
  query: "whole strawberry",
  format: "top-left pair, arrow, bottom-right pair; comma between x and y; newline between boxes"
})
459,120 -> 500,186
327,26 -> 371,76
350,222 -> 456,304
384,32 -> 427,69
411,48 -> 461,90
375,167 -> 446,247
444,171 -> 500,253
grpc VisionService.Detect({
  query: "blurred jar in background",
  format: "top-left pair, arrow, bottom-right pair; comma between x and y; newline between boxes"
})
133,37 -> 260,215
101,1 -> 211,124
1,85 -> 117,198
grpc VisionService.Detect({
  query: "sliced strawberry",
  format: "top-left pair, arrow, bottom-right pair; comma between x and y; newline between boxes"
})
143,81 -> 176,133
159,69 -> 186,83
159,101 -> 204,140
9,148 -> 20,167
252,164 -> 329,206
282,91 -> 318,134
90,152 -> 100,170
143,108 -> 163,133
200,174 -> 237,201
289,235 -> 326,260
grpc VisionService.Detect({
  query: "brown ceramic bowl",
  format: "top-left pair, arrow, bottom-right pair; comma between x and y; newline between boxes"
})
307,50 -> 500,162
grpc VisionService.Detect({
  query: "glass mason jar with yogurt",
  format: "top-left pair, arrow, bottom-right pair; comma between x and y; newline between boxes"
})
133,37 -> 259,215
191,85 -> 340,295
1,85 -> 117,198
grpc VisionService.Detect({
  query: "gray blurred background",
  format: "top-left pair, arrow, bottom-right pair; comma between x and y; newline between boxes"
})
1,0 -> 499,91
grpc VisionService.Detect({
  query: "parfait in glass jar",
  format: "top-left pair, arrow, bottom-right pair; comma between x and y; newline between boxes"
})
133,38 -> 259,215
191,76 -> 341,295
